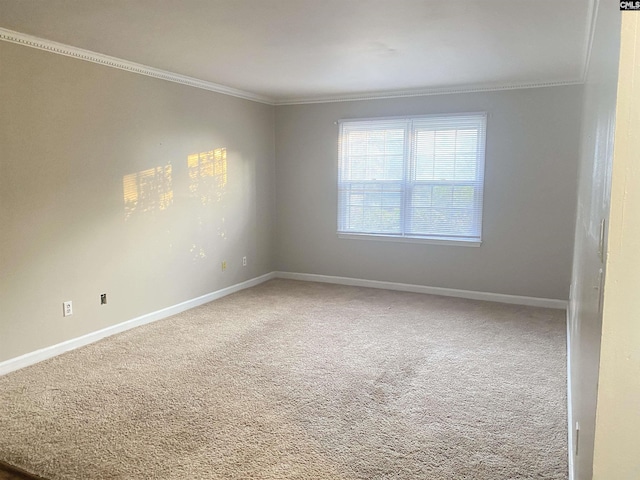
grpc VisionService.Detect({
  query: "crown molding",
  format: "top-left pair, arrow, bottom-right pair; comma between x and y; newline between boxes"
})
274,79 -> 585,105
0,27 -> 275,105
0,26 -> 587,107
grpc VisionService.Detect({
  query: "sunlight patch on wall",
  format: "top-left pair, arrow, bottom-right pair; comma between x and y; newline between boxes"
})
188,148 -> 227,205
123,164 -> 173,220
187,148 -> 228,261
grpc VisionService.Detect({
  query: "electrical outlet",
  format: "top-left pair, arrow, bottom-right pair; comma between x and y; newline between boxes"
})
101,293 -> 107,305
221,261 -> 227,271
242,256 -> 247,266
63,301 -> 73,317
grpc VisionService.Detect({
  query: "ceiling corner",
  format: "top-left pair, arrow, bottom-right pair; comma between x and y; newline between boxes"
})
582,0 -> 601,82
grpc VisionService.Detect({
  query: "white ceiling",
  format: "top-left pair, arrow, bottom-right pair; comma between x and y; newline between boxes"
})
0,0 -> 595,104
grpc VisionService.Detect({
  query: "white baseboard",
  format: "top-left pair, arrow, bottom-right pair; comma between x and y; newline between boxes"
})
274,271 -> 568,309
0,272 -> 275,377
0,270 -> 567,377
566,309 -> 575,480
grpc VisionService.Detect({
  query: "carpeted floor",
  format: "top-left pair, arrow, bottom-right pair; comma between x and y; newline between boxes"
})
0,279 -> 568,479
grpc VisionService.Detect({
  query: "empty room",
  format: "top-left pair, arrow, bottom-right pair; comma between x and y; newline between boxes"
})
1,1 -> 638,479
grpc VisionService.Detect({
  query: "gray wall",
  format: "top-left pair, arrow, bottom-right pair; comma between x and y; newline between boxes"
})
0,42 -> 276,362
568,2 -> 621,479
275,87 -> 582,300
0,37 -> 585,365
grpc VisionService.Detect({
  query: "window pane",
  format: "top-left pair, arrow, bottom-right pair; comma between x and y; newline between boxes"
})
450,209 -> 474,235
366,156 -> 385,180
411,185 -> 433,208
385,130 -> 405,155
338,114 -> 485,242
432,185 -> 453,208
343,128 -> 405,181
384,155 -> 404,180
348,206 -> 364,231
415,130 -> 435,180
409,207 -> 452,234
432,130 -> 456,180
452,186 -> 475,209
454,129 -> 479,181
415,127 -> 480,182
339,183 -> 402,233
409,207 -> 476,237
348,131 -> 367,156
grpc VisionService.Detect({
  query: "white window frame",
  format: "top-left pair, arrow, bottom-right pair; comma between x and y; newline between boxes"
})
337,113 -> 487,246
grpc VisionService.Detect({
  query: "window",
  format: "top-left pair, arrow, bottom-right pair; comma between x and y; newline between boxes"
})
337,113 -> 486,245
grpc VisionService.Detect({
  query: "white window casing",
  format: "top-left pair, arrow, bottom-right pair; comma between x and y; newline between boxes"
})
337,113 -> 487,245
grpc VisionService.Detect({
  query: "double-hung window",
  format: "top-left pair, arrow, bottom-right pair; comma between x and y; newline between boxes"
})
337,113 -> 486,245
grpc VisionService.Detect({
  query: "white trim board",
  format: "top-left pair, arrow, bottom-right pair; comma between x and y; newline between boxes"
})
0,272 -> 275,377
0,27 -> 273,105
566,309 -> 575,480
274,272 -> 568,309
0,270 -> 567,376
0,27 -> 585,106
274,80 -> 584,105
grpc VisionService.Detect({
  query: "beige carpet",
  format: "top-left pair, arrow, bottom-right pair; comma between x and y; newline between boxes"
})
0,279 -> 567,479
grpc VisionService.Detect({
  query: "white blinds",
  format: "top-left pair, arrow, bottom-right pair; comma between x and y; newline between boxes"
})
338,113 -> 486,243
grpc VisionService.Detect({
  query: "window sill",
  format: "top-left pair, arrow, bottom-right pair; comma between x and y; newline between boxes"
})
337,233 -> 481,247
